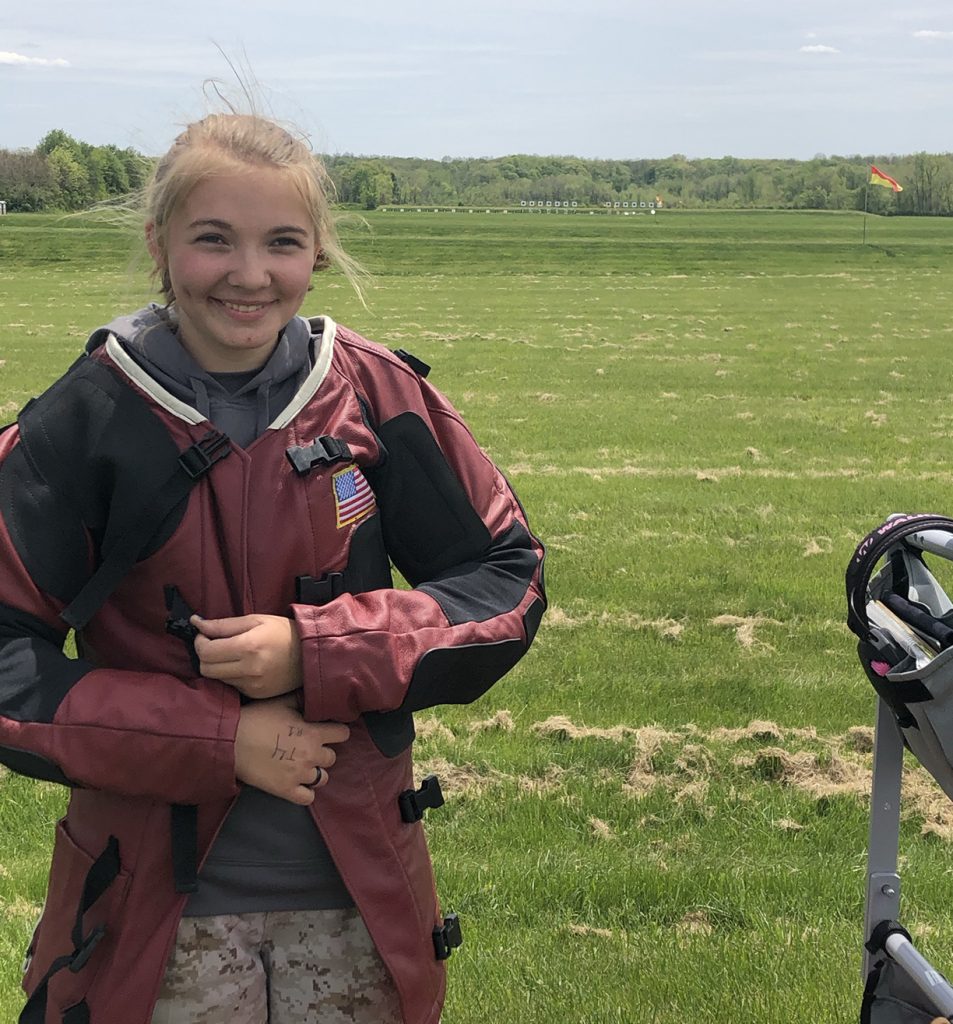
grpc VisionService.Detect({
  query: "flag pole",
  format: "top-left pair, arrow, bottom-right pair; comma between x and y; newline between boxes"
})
863,172 -> 869,246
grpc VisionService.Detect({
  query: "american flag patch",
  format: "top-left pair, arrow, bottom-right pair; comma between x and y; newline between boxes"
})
332,464 -> 376,528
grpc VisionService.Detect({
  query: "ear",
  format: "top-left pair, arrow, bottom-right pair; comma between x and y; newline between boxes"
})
145,221 -> 165,267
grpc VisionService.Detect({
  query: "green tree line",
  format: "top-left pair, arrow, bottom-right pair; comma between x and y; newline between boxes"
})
2,130 -> 953,216
325,152 -> 953,215
0,130 -> 150,212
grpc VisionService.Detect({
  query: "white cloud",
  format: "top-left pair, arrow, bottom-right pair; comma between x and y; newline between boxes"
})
0,51 -> 69,67
913,29 -> 953,40
800,44 -> 839,53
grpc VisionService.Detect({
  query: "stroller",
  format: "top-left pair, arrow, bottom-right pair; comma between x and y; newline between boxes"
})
847,513 -> 953,1023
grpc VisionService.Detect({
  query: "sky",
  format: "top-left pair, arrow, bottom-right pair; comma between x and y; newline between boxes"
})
3,0 -> 953,161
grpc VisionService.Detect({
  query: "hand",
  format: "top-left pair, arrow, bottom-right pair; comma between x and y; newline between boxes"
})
192,613 -> 302,699
234,694 -> 350,805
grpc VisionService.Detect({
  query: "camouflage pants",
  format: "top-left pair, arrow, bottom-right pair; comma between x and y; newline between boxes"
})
150,906 -> 402,1023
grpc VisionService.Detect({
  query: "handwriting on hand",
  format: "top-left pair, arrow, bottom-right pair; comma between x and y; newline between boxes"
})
272,733 -> 298,761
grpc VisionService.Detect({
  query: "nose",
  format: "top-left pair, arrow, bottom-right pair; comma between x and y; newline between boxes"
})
225,247 -> 271,290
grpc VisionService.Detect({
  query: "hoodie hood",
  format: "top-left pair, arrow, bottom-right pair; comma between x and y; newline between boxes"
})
88,304 -> 315,448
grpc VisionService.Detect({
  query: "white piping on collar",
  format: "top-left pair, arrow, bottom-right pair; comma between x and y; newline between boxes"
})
104,333 -> 206,425
267,315 -> 337,430
103,316 -> 337,430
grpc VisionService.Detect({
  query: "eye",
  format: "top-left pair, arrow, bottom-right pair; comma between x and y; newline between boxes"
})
271,236 -> 306,249
194,233 -> 227,246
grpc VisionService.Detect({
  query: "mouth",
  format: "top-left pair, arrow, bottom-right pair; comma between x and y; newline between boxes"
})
212,298 -> 275,314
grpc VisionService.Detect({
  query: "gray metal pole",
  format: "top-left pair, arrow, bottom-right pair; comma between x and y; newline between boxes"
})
864,699 -> 953,1019
864,179 -> 870,246
863,697 -> 904,979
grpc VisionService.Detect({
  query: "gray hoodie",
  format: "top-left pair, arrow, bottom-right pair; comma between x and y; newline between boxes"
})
100,303 -> 313,448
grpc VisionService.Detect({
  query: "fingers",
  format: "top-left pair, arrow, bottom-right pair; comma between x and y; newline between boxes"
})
192,631 -> 245,668
272,760 -> 333,806
191,614 -> 260,640
311,744 -> 337,770
285,767 -> 327,807
191,615 -> 280,668
191,615 -> 301,698
195,658 -> 247,681
287,784 -> 318,806
233,699 -> 350,805
318,722 -> 351,745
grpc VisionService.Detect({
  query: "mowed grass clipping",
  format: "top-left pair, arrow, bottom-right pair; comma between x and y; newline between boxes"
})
3,209 -> 953,1021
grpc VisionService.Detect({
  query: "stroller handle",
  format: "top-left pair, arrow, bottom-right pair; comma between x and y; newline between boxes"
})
884,931 -> 953,1018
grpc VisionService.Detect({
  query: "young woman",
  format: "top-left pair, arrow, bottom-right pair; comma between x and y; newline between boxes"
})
0,112 -> 546,1024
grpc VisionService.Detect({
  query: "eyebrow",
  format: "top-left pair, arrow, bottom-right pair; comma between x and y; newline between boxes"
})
188,219 -> 310,235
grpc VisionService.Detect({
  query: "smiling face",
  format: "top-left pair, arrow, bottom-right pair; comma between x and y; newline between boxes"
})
148,166 -> 319,372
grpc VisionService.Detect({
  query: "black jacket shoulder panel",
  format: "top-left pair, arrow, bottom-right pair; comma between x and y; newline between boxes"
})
0,444 -> 90,604
0,602 -> 93,723
366,411 -> 491,586
0,356 -> 190,604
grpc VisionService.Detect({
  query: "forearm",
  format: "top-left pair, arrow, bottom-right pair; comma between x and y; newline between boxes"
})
0,608 -> 242,803
293,520 -> 545,723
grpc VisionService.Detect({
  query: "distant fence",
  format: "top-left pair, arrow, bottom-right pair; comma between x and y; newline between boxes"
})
522,199 -> 661,210
378,202 -> 662,216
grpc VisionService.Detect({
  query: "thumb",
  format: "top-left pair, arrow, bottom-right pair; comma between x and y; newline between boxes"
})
190,614 -> 260,640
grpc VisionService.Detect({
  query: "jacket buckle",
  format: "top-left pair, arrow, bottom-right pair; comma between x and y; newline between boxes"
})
296,573 -> 347,606
178,430 -> 231,480
286,436 -> 353,475
433,913 -> 462,961
398,774 -> 444,823
164,585 -> 201,675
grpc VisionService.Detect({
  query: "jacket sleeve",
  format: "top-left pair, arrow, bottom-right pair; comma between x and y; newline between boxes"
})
291,350 -> 546,727
0,427 -> 241,804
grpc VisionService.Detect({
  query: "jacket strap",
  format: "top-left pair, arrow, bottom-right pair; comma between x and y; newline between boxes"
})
19,837 -> 121,1024
60,431 -> 231,630
170,803 -> 198,894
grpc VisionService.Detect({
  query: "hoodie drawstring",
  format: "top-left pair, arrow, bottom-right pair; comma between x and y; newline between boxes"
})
255,385 -> 271,438
189,377 -> 212,421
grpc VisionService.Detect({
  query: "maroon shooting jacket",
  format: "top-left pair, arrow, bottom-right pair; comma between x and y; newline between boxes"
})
0,315 -> 546,1024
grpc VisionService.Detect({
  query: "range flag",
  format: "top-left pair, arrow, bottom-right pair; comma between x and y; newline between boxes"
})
870,165 -> 903,192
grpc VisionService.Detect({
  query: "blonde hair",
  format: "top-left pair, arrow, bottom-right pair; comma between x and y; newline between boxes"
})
146,112 -> 365,303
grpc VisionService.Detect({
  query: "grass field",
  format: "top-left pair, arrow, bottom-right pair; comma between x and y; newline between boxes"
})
3,208 -> 953,1021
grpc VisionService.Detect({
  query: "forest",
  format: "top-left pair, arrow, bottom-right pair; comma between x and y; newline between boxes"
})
2,129 -> 952,216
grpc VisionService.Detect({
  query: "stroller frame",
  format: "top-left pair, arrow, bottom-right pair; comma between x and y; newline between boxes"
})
864,694 -> 953,1018
844,513 -> 953,1021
